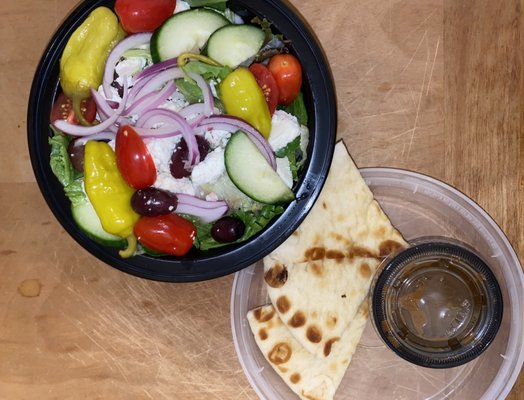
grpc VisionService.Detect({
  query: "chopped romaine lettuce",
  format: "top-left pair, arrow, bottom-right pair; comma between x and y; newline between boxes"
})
275,136 -> 303,181
185,0 -> 227,11
281,92 -> 308,126
49,127 -> 86,207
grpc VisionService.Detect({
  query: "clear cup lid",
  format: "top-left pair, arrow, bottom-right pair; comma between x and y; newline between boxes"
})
371,237 -> 504,368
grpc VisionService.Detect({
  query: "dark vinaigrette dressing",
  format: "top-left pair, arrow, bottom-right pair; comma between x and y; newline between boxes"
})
371,239 -> 503,368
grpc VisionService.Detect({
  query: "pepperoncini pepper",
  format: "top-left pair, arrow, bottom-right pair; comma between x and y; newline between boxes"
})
219,67 -> 272,139
84,141 -> 140,258
59,7 -> 125,125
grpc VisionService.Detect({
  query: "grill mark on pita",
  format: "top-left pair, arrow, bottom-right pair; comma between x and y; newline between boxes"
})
322,201 -> 327,209
259,328 -> 268,340
324,337 -> 340,357
359,262 -> 372,278
290,373 -> 301,384
374,226 -> 386,238
264,263 -> 288,288
331,232 -> 351,245
276,296 -> 291,314
326,249 -> 345,262
268,343 -> 292,364
309,262 -> 324,277
306,325 -> 322,343
288,311 -> 306,328
347,245 -> 380,260
379,240 -> 405,257
327,314 -> 338,329
304,246 -> 326,260
253,307 -> 275,322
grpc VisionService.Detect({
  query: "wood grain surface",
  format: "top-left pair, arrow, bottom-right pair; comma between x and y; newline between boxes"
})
0,0 -> 522,399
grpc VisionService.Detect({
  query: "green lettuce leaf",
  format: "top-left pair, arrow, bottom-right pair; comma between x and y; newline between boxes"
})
275,136 -> 303,181
48,126 -> 86,206
182,60 -> 231,81
185,0 -> 227,11
281,92 -> 308,126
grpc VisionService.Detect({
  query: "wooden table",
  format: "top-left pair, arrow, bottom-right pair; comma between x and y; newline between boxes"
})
1,0 -> 522,398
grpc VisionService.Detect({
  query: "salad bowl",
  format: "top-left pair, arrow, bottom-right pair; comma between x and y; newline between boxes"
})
27,0 -> 337,282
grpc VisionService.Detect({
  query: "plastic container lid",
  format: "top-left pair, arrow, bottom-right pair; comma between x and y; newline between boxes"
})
371,237 -> 504,369
231,168 -> 524,400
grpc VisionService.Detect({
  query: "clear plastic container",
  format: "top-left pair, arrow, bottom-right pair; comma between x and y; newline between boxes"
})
230,168 -> 524,400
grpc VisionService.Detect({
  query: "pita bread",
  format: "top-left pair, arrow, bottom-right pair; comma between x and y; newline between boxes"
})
263,141 -> 407,357
247,301 -> 369,400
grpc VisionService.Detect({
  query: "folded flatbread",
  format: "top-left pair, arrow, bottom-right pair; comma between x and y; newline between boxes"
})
247,301 -> 369,400
263,141 -> 407,357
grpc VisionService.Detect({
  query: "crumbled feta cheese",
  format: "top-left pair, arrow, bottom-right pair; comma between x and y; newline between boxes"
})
154,173 -> 196,196
115,57 -> 147,80
204,129 -> 231,149
174,0 -> 191,13
191,147 -> 226,187
268,110 -> 302,152
276,157 -> 293,188
209,79 -> 220,98
144,136 -> 181,175
159,95 -> 190,113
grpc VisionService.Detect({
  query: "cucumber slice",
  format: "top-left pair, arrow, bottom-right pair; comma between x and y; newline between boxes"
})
71,201 -> 127,248
205,24 -> 265,68
225,131 -> 295,204
151,9 -> 230,63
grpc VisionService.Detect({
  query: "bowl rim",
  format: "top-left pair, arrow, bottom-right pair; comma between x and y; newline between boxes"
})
230,166 -> 524,399
26,0 -> 337,282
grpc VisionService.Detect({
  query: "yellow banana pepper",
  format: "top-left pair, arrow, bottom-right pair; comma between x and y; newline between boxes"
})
220,67 -> 272,139
84,141 -> 140,258
59,7 -> 125,125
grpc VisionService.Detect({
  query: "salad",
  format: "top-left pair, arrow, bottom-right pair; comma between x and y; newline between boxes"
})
49,0 -> 309,259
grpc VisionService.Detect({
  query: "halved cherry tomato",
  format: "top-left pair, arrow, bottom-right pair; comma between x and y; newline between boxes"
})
50,92 -> 97,125
267,54 -> 303,106
115,0 -> 177,34
134,213 -> 196,256
115,125 -> 157,189
249,63 -> 279,115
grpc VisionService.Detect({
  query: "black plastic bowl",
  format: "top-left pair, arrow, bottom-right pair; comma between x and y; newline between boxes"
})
27,0 -> 336,282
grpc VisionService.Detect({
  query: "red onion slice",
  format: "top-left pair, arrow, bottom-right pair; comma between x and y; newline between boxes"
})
75,131 -> 116,145
175,194 -> 228,223
131,68 -> 185,103
53,82 -> 129,136
103,33 -> 152,98
187,72 -> 214,116
197,116 -> 277,170
135,108 -> 185,129
178,103 -> 208,119
138,108 -> 199,164
176,194 -> 228,209
90,88 -> 114,121
124,81 -> 176,116
176,204 -> 228,224
134,57 -> 178,82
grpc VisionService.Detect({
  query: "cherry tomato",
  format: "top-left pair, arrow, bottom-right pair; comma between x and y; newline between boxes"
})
115,125 -> 157,189
267,54 -> 303,106
134,213 -> 196,256
50,92 -> 97,125
249,63 -> 280,115
115,0 -> 177,33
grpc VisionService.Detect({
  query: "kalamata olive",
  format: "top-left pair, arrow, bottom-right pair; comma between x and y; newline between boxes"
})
211,216 -> 246,243
169,136 -> 210,179
131,187 -> 178,216
67,139 -> 85,172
